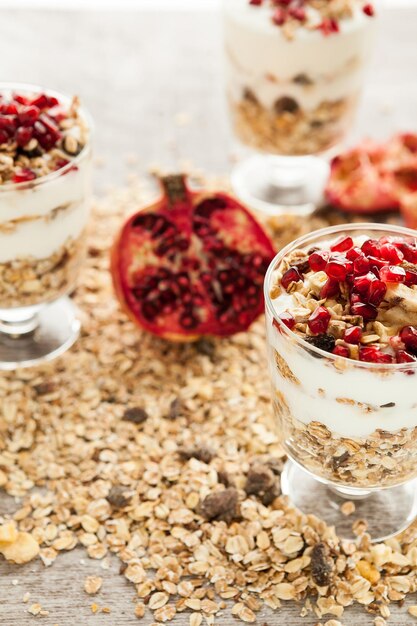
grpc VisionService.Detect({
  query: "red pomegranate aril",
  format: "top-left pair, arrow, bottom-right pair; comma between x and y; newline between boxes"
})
289,6 -> 305,20
330,235 -> 353,253
309,250 -> 329,272
272,7 -> 286,25
30,93 -> 50,109
360,347 -> 393,364
368,279 -> 387,306
400,326 -> 417,351
18,105 -> 40,126
0,115 -> 17,135
249,0 -> 263,4
325,259 -> 349,281
281,267 -> 302,290
13,93 -> 29,105
320,17 -> 339,35
308,306 -> 331,334
346,246 -> 363,261
0,102 -> 18,115
344,326 -> 362,344
278,312 -> 295,330
405,270 -> 417,286
368,256 -> 389,271
397,350 -> 417,364
333,345 -> 350,358
12,168 -> 36,184
353,255 -> 371,276
320,277 -> 340,299
361,239 -> 380,257
394,242 -> 417,263
353,271 -> 376,296
379,243 -> 404,264
379,265 -> 406,283
0,129 -> 8,144
350,301 -> 377,321
363,3 -> 374,16
15,126 -> 33,147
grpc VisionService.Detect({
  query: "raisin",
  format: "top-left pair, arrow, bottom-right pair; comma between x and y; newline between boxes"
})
245,464 -> 281,506
274,96 -> 299,115
166,398 -> 182,420
199,488 -> 240,524
106,486 -> 132,509
195,338 -> 216,358
305,334 -> 336,353
217,470 -> 234,488
122,407 -> 148,424
178,446 -> 215,464
34,381 -> 55,395
332,451 -> 350,471
311,542 -> 334,587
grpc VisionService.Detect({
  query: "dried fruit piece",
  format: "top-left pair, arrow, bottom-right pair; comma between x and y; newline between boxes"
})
178,446 -> 215,464
122,407 -> 148,424
111,175 -> 275,341
305,334 -> 336,353
311,542 -> 334,587
199,488 -> 240,524
308,306 -> 331,334
333,345 -> 349,358
344,326 -> 362,344
106,486 -> 132,509
281,267 -> 302,290
244,463 -> 280,506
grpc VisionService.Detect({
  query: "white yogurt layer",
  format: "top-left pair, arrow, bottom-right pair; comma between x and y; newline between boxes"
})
224,0 -> 376,111
0,156 -> 91,263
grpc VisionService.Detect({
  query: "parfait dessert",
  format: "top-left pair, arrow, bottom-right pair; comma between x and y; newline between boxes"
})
265,224 -> 417,539
223,0 -> 378,213
0,84 -> 92,369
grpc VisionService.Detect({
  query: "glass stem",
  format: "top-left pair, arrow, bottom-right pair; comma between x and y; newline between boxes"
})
0,305 -> 42,336
328,484 -> 372,501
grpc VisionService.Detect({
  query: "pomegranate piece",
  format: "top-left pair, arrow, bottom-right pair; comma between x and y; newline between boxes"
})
281,267 -> 302,290
360,346 -> 393,364
397,350 -> 417,364
350,301 -> 377,321
333,345 -> 349,358
278,312 -> 295,330
319,18 -> 339,35
353,271 -> 377,297
15,126 -> 33,147
400,326 -> 417,352
363,3 -> 375,16
249,0 -> 263,4
289,6 -> 305,20
111,175 -> 275,341
368,279 -> 387,306
405,270 -> 417,286
344,326 -> 362,345
308,306 -> 331,335
325,257 -> 349,281
330,236 -> 353,253
379,265 -> 406,283
272,7 -> 286,25
12,168 -> 36,184
379,243 -> 404,264
353,255 -> 371,276
320,277 -> 339,300
18,105 -> 40,126
309,250 -> 329,272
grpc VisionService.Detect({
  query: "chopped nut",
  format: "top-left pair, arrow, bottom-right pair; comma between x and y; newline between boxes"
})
84,576 -> 103,595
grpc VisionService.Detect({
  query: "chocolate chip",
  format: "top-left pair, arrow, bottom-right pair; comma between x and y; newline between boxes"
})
199,488 -> 240,524
106,486 -> 132,509
274,96 -> 300,115
166,398 -> 182,420
122,407 -> 148,424
178,446 -> 215,464
305,334 -> 336,354
245,464 -> 281,506
311,542 -> 334,587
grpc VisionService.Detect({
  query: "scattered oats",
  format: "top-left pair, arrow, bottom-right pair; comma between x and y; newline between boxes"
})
23,592 -> 31,603
135,602 -> 146,619
190,613 -> 202,626
28,603 -> 42,616
149,593 -> 170,610
153,605 -> 176,622
340,501 -> 355,516
102,606 -> 111,613
0,532 -> 39,564
91,603 -> 99,614
408,606 -> 417,618
84,575 -> 103,595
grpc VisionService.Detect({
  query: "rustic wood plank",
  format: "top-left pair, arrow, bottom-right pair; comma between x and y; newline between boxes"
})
0,7 -> 417,625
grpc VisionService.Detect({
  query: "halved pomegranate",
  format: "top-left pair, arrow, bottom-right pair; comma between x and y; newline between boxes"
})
111,175 -> 275,342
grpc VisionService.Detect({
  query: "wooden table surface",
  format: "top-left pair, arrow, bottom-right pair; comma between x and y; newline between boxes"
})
1,6 -> 417,625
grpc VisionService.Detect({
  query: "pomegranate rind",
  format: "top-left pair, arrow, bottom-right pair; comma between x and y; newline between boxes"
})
111,180 -> 276,342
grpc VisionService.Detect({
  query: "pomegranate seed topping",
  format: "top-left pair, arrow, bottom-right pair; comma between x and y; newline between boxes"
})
368,279 -> 387,306
272,7 -> 286,25
405,270 -> 417,286
394,242 -> 417,263
13,93 -> 29,105
319,18 -> 339,35
325,258 -> 349,281
333,345 -> 350,358
379,265 -> 406,283
278,312 -> 295,330
400,326 -> 417,351
346,246 -> 363,261
330,236 -> 353,253
309,250 -> 329,272
379,243 -> 404,264
308,306 -> 331,335
353,271 -> 377,296
0,129 -> 8,144
281,267 -> 302,290
350,301 -> 377,321
0,115 -> 17,135
363,3 -> 374,16
397,350 -> 416,363
361,239 -> 380,257
249,0 -> 262,5
12,168 -> 36,184
360,347 -> 393,364
30,93 -> 58,109
18,105 -> 40,126
320,277 -> 340,299
368,256 -> 389,272
353,255 -> 371,276
0,102 -> 18,115
344,326 -> 362,344
15,126 -> 33,147
289,6 -> 305,20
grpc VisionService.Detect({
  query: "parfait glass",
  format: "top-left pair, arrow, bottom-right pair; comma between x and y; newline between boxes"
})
265,223 -> 417,541
0,83 -> 92,370
223,0 -> 379,215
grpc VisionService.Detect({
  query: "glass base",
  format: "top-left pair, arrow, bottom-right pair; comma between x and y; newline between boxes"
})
0,296 -> 80,370
281,459 -> 417,542
231,154 -> 330,216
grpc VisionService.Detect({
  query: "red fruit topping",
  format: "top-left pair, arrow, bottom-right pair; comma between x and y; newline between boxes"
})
344,326 -> 362,344
278,312 -> 295,330
0,115 -> 17,135
15,126 -> 33,147
30,93 -> 59,109
111,175 -> 275,341
368,279 -> 387,306
0,102 -> 18,115
333,345 -> 349,358
346,246 -> 363,261
308,306 -> 331,335
18,105 -> 40,126
350,301 -> 377,321
400,326 -> 417,352
289,6 -> 305,20
353,255 -> 371,276
363,3 -> 374,16
353,271 -> 377,297
272,7 -> 286,25
397,350 -> 417,364
281,267 -> 302,290
379,265 -> 406,283
330,236 -> 353,253
325,258 -> 349,281
319,18 -> 339,35
379,243 -> 404,264
309,250 -> 329,272
0,130 -> 8,144
405,270 -> 417,286
249,0 -> 263,5
361,239 -> 380,257
360,346 -> 393,364
12,168 -> 36,184
395,241 -> 417,263
13,93 -> 29,105
320,277 -> 340,300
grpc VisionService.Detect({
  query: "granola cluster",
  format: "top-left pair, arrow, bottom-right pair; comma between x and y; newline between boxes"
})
0,90 -> 88,184
231,91 -> 356,155
1,179 -> 417,623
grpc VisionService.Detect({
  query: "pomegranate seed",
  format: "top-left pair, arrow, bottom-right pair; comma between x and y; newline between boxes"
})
30,93 -> 50,109
309,250 -> 329,272
281,267 -> 302,290
0,102 -> 18,115
330,236 -> 353,253
361,239 -> 380,256
13,93 -> 29,105
405,270 -> 417,286
12,168 -> 36,184
400,326 -> 417,351
0,115 -> 17,135
353,255 -> 371,276
249,0 -> 262,5
350,302 -> 377,321
319,17 -> 339,35
278,312 -> 295,330
379,243 -> 404,264
308,306 -> 331,334
397,350 -> 416,363
289,6 -> 305,20
344,326 -> 362,344
320,277 -> 340,299
353,271 -> 377,296
333,345 -> 350,358
346,247 -> 363,261
379,265 -> 406,283
0,129 -> 8,144
272,7 -> 286,25
394,242 -> 417,263
363,3 -> 374,16
15,126 -> 33,147
18,105 -> 40,126
325,258 -> 349,281
368,256 -> 389,272
368,279 -> 387,306
360,347 -> 393,363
